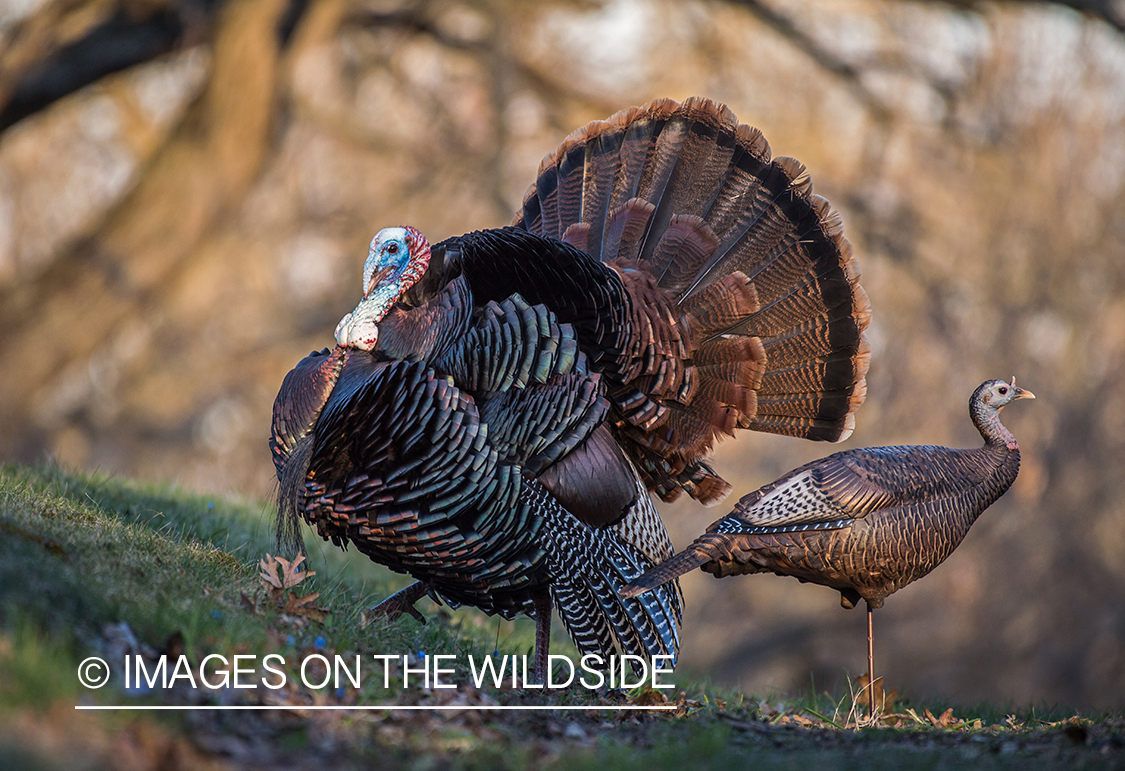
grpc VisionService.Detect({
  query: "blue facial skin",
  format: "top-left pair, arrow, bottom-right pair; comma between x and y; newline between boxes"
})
336,226 -> 430,351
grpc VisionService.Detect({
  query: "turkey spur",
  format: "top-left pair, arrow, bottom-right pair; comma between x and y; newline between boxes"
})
270,97 -> 871,677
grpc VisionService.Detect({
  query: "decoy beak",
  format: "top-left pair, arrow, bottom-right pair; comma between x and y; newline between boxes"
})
1010,377 -> 1035,400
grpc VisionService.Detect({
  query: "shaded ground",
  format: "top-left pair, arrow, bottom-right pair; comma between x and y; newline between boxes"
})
4,691 -> 1124,770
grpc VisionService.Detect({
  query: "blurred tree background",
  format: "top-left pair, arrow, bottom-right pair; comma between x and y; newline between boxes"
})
1,0 -> 1122,710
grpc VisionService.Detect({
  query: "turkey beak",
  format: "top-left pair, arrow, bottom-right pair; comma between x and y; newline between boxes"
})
364,266 -> 394,300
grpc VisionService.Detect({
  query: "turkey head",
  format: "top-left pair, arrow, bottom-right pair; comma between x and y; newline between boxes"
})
335,226 -> 431,350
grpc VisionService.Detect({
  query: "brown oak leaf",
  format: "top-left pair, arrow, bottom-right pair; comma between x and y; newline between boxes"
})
281,591 -> 329,622
631,688 -> 669,707
925,707 -> 961,728
259,554 -> 313,591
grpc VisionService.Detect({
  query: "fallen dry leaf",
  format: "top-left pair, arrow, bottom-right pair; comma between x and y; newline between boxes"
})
258,554 -> 329,622
924,707 -> 962,728
280,591 -> 330,622
631,688 -> 669,707
855,674 -> 897,714
674,691 -> 703,718
788,714 -> 816,726
259,554 -> 313,591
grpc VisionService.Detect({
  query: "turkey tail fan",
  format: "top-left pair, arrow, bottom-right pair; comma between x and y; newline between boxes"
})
721,190 -> 871,442
516,96 -> 734,270
514,96 -> 870,457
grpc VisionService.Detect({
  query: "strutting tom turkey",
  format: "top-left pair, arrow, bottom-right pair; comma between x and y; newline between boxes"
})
270,97 -> 871,678
622,378 -> 1034,707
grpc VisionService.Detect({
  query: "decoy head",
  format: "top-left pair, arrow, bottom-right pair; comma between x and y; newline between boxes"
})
978,377 -> 1035,411
971,378 -> 1034,449
335,226 -> 431,351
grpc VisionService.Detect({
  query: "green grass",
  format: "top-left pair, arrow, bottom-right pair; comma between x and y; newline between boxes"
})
0,462 -> 541,701
0,462 -> 1121,770
2,467 -> 258,654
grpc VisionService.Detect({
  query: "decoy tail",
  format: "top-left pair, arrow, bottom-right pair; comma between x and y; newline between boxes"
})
620,542 -> 715,598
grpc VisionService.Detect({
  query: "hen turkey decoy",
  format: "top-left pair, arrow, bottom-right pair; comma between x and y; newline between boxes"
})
623,378 -> 1034,708
271,97 -> 871,677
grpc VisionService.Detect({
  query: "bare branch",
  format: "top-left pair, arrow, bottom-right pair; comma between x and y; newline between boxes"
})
920,0 -> 1125,34
722,0 -> 895,123
0,0 -> 207,131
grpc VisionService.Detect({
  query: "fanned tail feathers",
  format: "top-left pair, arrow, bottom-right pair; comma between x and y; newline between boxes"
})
516,97 -> 870,504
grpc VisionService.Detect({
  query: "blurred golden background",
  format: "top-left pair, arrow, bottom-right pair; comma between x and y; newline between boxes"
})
1,0 -> 1122,709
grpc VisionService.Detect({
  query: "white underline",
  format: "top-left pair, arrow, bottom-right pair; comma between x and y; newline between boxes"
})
75,704 -> 677,711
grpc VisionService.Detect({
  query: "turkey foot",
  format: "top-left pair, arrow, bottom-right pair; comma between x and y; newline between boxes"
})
369,581 -> 430,624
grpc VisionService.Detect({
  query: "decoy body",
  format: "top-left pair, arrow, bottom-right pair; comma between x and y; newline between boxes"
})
270,97 -> 871,677
622,378 -> 1034,706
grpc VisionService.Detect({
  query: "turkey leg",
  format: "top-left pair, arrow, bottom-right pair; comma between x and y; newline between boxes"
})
369,580 -> 429,623
533,590 -> 552,684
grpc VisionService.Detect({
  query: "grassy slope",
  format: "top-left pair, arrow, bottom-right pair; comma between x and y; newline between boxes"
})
0,462 -> 1121,770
